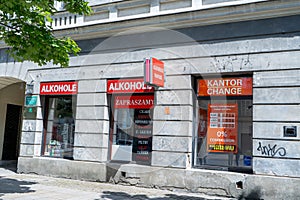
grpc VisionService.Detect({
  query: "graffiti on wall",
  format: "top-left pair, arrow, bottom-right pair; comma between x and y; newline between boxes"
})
23,121 -> 35,131
257,142 -> 286,157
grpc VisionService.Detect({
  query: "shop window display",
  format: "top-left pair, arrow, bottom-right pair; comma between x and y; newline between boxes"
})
42,96 -> 76,159
110,94 -> 154,165
195,77 -> 253,172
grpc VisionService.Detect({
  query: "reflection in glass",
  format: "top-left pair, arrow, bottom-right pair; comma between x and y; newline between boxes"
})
196,99 -> 253,170
43,96 -> 76,159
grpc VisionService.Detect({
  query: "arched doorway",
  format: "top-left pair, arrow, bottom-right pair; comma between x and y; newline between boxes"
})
0,77 -> 25,161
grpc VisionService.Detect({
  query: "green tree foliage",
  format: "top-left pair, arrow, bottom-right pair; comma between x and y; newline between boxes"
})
0,0 -> 92,67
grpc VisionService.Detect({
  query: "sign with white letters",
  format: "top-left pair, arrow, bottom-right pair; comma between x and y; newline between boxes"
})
40,81 -> 78,95
144,57 -> 165,88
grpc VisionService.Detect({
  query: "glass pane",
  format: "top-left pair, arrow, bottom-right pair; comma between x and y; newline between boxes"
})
110,108 -> 135,162
110,102 -> 153,164
195,99 -> 253,169
43,96 -> 76,159
114,109 -> 135,145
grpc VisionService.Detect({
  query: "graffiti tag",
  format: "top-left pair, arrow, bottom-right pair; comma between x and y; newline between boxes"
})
257,142 -> 286,157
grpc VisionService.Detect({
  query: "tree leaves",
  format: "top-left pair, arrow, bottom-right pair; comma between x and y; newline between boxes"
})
0,0 -> 92,67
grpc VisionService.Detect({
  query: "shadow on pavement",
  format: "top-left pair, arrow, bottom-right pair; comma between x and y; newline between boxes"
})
0,162 -> 36,198
0,177 -> 36,197
0,160 -> 17,173
99,191 -> 208,200
238,186 -> 263,200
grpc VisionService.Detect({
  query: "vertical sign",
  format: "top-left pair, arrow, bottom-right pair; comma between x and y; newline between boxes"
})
24,95 -> 38,119
144,57 -> 165,87
207,104 -> 238,153
132,109 -> 153,164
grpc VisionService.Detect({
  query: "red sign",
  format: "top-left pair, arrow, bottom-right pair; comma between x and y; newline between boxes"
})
144,57 -> 165,87
207,104 -> 238,153
114,95 -> 154,109
198,77 -> 252,96
40,81 -> 78,95
107,79 -> 154,94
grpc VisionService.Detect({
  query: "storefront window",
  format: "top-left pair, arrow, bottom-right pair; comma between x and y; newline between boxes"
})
40,81 -> 78,159
113,108 -> 135,146
110,94 -> 154,165
195,76 -> 253,172
43,96 -> 76,158
107,79 -> 154,165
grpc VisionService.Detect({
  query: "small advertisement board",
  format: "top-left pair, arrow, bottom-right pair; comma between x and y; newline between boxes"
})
25,96 -> 37,106
24,95 -> 38,119
144,57 -> 165,88
23,107 -> 37,119
207,104 -> 238,153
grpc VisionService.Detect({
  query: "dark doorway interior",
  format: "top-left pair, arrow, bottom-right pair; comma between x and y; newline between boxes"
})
2,104 -> 22,160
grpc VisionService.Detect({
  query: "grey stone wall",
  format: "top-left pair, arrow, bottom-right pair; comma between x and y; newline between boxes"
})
20,94 -> 43,157
74,79 -> 109,162
18,157 -> 107,181
252,69 -> 300,177
152,75 -> 194,168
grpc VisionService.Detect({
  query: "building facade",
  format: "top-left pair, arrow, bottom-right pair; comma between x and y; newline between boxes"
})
0,0 -> 299,199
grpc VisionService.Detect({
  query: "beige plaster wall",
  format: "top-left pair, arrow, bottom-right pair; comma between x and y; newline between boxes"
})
0,82 -> 25,160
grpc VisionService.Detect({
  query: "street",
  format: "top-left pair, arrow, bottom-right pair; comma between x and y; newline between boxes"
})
0,164 -> 233,200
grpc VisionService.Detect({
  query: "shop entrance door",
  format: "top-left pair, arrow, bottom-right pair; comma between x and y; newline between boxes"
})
2,104 -> 22,160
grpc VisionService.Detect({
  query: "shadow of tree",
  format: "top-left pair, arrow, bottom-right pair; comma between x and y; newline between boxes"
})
0,161 -> 17,173
99,191 -> 209,200
0,176 -> 36,197
238,186 -> 263,200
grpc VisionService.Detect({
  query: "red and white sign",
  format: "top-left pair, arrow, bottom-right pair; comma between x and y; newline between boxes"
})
144,57 -> 165,87
207,104 -> 238,153
107,79 -> 153,94
40,81 -> 78,95
198,77 -> 252,96
114,95 -> 154,109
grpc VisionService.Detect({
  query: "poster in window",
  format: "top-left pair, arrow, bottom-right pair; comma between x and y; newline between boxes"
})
132,109 -> 153,165
207,104 -> 238,153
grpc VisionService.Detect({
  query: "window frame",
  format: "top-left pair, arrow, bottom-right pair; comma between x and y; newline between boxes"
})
41,94 -> 77,159
193,75 -> 253,173
108,93 -> 154,165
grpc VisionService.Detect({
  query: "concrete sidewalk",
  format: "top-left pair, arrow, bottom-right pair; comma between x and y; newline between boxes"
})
0,164 -> 234,200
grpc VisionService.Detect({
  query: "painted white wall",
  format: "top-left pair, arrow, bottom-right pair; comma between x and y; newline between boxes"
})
0,82 -> 25,160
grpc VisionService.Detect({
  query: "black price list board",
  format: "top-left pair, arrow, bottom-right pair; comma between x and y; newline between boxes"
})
132,109 -> 153,165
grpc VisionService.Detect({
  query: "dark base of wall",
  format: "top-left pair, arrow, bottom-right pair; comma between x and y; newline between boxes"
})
18,157 -> 300,199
